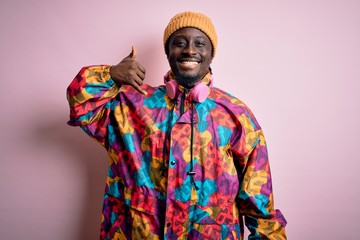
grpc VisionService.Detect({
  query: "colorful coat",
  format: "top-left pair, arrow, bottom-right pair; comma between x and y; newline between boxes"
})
67,65 -> 287,240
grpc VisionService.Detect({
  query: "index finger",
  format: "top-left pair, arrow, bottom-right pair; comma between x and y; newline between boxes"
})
131,79 -> 147,95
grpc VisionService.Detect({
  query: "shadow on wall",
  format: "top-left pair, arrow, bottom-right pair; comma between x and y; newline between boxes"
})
34,114 -> 108,240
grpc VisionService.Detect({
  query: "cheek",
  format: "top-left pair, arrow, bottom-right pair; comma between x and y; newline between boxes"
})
202,55 -> 212,67
168,51 -> 178,61
169,58 -> 177,68
167,53 -> 176,64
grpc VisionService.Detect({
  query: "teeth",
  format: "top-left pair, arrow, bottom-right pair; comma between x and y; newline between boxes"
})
181,61 -> 198,66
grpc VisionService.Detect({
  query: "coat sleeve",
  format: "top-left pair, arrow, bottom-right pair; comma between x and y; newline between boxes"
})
230,106 -> 287,239
66,65 -> 120,146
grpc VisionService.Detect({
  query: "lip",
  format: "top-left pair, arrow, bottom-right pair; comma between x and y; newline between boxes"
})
178,57 -> 200,62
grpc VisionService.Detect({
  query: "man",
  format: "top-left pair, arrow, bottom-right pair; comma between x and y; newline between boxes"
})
67,11 -> 287,240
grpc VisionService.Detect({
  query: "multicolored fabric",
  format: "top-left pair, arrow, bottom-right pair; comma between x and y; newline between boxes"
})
67,65 -> 287,240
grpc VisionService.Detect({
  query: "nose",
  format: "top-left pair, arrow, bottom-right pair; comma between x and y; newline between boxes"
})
183,43 -> 196,55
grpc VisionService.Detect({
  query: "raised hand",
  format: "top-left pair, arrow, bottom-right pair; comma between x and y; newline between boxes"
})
110,46 -> 147,95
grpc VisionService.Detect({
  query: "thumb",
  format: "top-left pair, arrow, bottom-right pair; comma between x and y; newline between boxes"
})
126,46 -> 137,60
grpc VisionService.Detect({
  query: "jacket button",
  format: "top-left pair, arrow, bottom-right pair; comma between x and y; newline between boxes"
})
170,160 -> 176,165
167,222 -> 171,227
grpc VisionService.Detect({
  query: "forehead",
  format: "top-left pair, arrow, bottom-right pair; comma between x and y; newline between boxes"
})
169,27 -> 210,41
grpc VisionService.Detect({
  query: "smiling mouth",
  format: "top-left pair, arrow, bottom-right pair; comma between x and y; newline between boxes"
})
178,60 -> 199,68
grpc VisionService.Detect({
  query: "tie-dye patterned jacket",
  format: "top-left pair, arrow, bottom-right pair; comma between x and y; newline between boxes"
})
67,65 -> 287,240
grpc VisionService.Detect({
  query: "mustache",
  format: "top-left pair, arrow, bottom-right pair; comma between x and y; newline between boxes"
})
176,54 -> 202,62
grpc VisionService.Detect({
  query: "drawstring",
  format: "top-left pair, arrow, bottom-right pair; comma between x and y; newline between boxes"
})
187,104 -> 199,190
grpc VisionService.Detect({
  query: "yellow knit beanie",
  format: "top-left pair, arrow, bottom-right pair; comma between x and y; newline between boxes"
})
163,11 -> 218,57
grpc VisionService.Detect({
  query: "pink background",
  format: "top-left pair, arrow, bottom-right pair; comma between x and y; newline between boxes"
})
1,0 -> 360,239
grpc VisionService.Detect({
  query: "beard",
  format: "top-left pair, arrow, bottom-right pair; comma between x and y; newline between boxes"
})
174,72 -> 200,88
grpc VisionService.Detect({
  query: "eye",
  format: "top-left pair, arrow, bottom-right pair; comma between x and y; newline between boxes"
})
195,41 -> 205,47
173,40 -> 186,47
